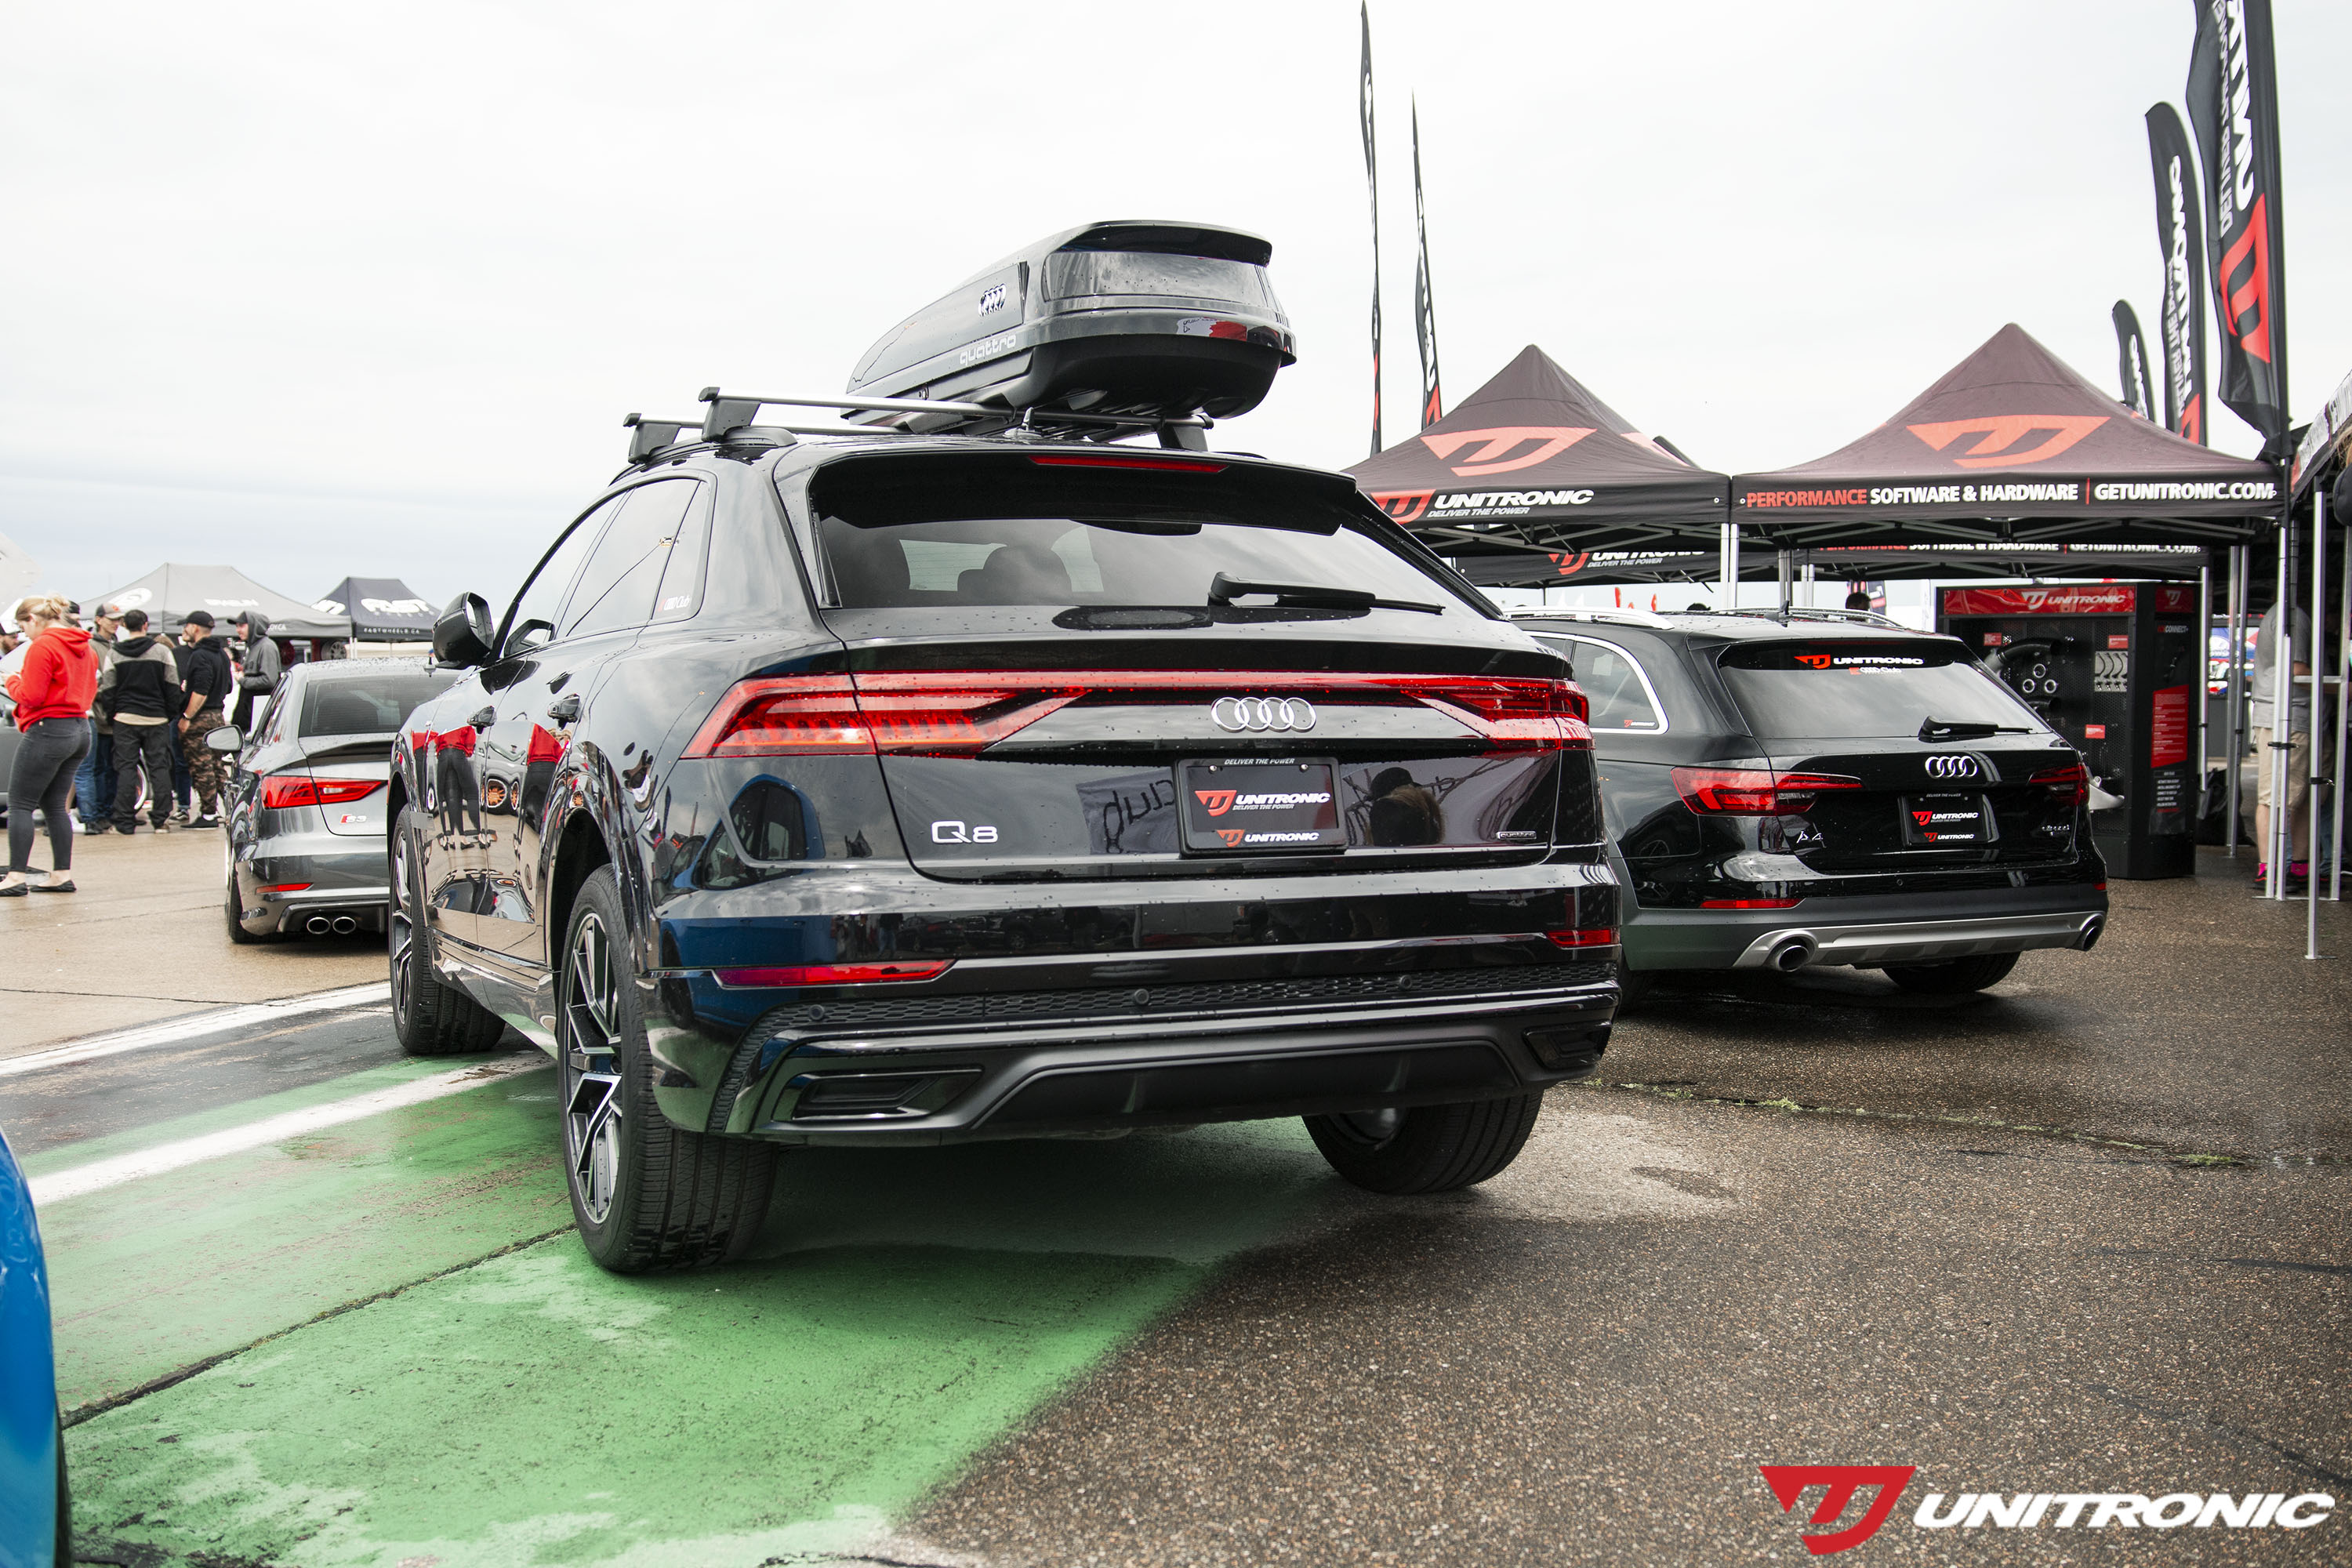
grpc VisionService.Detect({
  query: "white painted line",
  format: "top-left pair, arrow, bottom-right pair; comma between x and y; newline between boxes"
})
29,1051 -> 551,1205
0,982 -> 393,1079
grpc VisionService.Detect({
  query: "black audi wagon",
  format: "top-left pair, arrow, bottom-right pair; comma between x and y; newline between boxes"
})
395,421 -> 1621,1270
1508,608 -> 2107,998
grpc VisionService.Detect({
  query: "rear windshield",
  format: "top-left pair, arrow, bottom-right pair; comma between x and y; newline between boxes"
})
811,456 -> 1472,615
1715,641 -> 2043,739
299,670 -> 457,738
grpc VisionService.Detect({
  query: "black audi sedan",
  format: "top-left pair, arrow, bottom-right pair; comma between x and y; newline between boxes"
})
1508,608 -> 2107,998
216,659 -> 458,942
395,426 -> 1621,1271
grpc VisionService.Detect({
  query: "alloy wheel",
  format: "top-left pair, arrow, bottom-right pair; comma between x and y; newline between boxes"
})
389,835 -> 414,1024
563,912 -> 625,1227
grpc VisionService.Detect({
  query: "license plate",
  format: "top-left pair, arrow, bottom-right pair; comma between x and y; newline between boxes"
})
1900,793 -> 1990,846
1177,758 -> 1344,853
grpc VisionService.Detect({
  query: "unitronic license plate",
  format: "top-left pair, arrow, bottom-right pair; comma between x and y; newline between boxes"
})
1900,792 -> 1991,846
1177,758 -> 1345,853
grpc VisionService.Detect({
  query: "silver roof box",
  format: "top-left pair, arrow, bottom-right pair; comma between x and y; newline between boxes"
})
844,220 -> 1294,438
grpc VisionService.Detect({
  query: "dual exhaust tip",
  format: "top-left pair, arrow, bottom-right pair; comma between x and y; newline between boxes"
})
304,914 -> 360,936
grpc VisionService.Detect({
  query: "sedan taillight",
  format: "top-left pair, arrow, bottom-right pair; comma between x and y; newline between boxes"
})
2030,761 -> 2089,807
261,775 -> 383,809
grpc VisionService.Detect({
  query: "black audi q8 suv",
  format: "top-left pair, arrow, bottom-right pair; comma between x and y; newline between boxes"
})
394,430 -> 1620,1270
1508,608 -> 2106,997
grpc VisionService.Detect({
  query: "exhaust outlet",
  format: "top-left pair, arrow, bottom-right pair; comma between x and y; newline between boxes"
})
2078,916 -> 2104,953
1767,933 -> 1820,972
305,915 -> 332,935
331,916 -> 358,935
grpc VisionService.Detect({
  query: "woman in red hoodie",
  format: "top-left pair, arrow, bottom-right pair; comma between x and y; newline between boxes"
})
4,595 -> 98,895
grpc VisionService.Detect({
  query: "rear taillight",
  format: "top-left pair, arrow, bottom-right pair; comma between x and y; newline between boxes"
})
2031,761 -> 2089,807
711,960 -> 953,988
682,672 -> 1594,759
1026,454 -> 1228,473
1701,898 -> 1802,909
1671,768 -> 1861,815
1545,927 -> 1617,948
261,775 -> 382,809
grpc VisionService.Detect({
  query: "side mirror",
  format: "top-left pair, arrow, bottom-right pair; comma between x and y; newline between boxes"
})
434,593 -> 496,668
205,726 -> 242,753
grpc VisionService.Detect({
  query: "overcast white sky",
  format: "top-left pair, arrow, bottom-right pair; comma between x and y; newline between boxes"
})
3,1 -> 2346,612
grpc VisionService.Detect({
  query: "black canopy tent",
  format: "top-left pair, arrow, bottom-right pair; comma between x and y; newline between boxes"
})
1447,541 -> 2208,591
1346,346 -> 1730,583
1730,324 -> 2280,551
315,577 -> 437,641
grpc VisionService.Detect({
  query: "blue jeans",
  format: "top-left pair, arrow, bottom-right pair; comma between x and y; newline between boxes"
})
75,719 -> 113,824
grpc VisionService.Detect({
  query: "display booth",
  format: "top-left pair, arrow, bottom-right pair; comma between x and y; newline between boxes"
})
94,564 -> 351,645
1348,346 -> 1730,584
315,577 -> 437,644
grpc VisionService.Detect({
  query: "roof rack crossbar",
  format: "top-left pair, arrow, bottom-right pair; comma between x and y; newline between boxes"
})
695,387 -> 1210,439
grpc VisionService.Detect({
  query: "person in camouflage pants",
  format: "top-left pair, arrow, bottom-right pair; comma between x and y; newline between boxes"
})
175,611 -> 236,826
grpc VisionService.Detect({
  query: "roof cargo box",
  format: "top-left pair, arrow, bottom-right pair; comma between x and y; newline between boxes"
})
845,220 -> 1295,437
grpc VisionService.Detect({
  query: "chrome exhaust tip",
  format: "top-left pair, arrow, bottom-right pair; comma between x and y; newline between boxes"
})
331,915 -> 358,935
1767,933 -> 1820,972
2078,916 -> 2104,953
305,916 -> 332,936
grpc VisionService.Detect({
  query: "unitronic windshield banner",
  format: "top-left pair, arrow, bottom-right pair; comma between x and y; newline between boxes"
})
2187,0 -> 2288,442
1410,100 -> 1443,430
2144,103 -> 2209,444
2112,302 -> 2155,420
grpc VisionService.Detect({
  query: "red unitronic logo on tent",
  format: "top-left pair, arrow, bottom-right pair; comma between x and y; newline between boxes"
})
1758,1465 -> 1917,1555
1368,488 -> 1436,523
1420,426 -> 1595,477
1904,415 -> 2107,468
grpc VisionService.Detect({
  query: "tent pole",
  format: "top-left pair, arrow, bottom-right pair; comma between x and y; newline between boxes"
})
2198,557 -> 2210,850
2311,494 -> 2327,954
2226,545 -> 2246,855
2270,511 -> 2293,898
2333,501 -> 2349,902
1719,522 -> 1737,612
1802,559 -> 1816,611
1777,550 -> 1793,612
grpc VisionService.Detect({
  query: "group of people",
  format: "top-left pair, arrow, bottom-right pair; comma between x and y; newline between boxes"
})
1,597 -> 281,896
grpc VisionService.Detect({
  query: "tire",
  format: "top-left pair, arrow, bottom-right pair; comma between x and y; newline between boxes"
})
54,1410 -> 70,1568
1305,1092 -> 1545,1195
389,807 -> 505,1056
224,871 -> 270,944
1614,962 -> 1655,1007
1881,951 -> 2021,995
559,866 -> 776,1272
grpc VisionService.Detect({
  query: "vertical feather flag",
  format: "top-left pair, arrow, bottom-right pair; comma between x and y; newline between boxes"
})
2187,0 -> 2288,442
2144,103 -> 2209,443
1359,4 -> 1382,457
1411,100 -> 1443,429
2112,301 -> 2155,419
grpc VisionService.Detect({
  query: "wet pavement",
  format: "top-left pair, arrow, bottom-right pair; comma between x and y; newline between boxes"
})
2,846 -> 2343,1565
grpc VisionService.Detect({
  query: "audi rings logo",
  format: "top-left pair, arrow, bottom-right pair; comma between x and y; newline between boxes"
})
1211,696 -> 1317,733
1925,755 -> 1981,780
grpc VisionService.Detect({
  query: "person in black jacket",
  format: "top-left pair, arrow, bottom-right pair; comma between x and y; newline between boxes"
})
96,608 -> 181,833
175,611 -> 235,826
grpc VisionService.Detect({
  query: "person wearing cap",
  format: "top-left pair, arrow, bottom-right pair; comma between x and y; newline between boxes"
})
175,611 -> 235,828
74,601 -> 118,832
96,606 -> 181,833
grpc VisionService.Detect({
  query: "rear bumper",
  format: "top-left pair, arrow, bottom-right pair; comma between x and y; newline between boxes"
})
1624,883 -> 2108,972
704,987 -> 1617,1146
230,837 -> 389,935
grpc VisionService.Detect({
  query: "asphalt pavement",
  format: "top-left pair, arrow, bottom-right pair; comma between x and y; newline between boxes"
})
2,845 -> 2343,1566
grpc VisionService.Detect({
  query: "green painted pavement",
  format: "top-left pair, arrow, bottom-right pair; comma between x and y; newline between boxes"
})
42,1060 -> 568,1412
65,1115 -> 1334,1566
